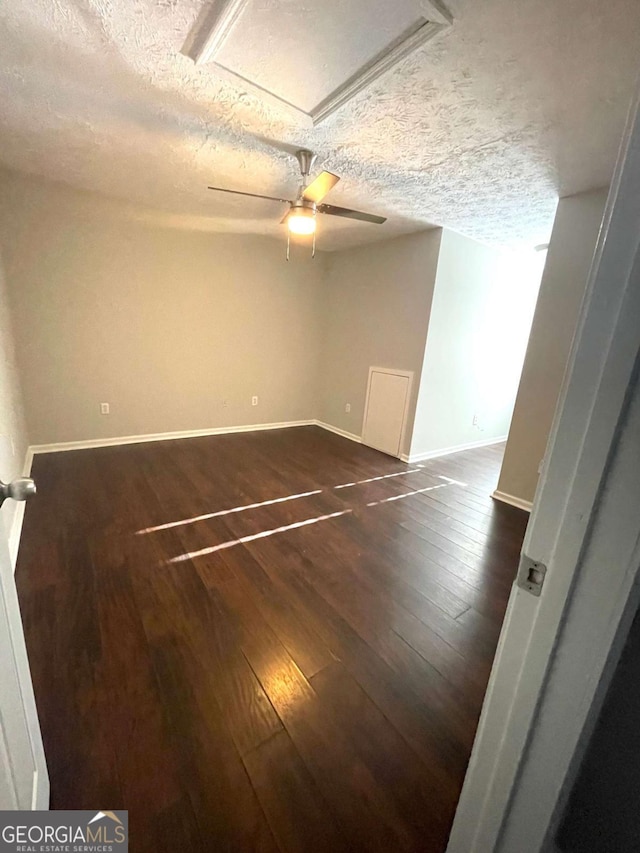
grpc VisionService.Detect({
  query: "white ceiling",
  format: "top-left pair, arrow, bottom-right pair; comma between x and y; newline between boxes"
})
0,0 -> 639,251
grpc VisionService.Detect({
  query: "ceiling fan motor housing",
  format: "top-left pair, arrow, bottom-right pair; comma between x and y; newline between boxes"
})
290,198 -> 317,214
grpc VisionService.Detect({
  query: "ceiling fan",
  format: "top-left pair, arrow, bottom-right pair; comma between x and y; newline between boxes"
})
208,149 -> 386,258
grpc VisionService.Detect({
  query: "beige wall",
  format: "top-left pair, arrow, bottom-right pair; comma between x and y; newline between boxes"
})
411,230 -> 543,459
0,171 -> 324,445
0,247 -> 29,553
496,187 -> 609,506
0,168 -> 608,489
317,229 -> 442,457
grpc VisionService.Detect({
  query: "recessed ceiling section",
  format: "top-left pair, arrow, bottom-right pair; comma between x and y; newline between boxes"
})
189,0 -> 452,124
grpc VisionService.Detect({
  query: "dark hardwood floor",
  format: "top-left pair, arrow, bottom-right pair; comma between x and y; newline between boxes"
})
15,426 -> 528,852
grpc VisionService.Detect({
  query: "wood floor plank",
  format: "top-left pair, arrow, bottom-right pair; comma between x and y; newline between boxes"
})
213,549 -> 337,679
311,661 -> 456,847
15,427 -> 528,853
242,629 -> 426,852
243,730 -> 349,853
243,537 -> 476,780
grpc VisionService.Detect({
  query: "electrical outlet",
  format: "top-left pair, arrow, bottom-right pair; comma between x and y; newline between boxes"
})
252,396 -> 259,407
345,403 -> 351,413
100,403 -> 110,415
222,399 -> 229,408
472,414 -> 479,427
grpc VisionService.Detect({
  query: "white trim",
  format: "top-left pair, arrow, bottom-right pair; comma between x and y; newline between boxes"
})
447,80 -> 640,853
491,489 -> 532,513
403,434 -> 507,464
28,420 -> 314,456
314,420 -> 362,444
310,17 -> 449,125
190,0 -> 248,65
504,365 -> 640,850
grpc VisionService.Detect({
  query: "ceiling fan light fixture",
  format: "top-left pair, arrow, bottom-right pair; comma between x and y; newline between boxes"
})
287,207 -> 316,235
207,148 -> 386,259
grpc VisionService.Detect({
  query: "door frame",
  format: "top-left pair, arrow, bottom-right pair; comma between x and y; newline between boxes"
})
447,81 -> 640,852
361,366 -> 414,458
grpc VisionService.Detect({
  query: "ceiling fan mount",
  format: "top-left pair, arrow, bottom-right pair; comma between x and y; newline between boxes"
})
208,148 -> 386,258
295,148 -> 318,181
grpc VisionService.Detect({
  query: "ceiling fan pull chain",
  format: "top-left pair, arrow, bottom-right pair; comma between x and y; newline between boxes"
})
312,229 -> 316,259
286,229 -> 290,262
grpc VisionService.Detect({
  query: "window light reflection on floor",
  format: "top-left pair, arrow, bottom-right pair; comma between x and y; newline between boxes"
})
138,468 -> 431,536
166,479 -> 458,563
148,466 -> 465,563
333,468 -> 422,489
437,474 -> 468,487
167,509 -> 352,563
136,489 -> 322,535
366,482 -> 448,507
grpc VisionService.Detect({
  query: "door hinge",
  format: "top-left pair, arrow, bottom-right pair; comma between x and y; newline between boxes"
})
517,554 -> 547,597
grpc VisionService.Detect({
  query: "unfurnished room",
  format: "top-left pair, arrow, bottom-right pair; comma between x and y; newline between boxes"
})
1,2 -> 640,852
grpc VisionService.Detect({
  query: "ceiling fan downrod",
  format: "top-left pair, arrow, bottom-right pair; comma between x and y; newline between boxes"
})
295,149 -> 318,186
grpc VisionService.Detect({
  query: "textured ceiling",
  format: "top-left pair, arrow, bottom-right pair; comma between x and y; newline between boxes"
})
0,0 -> 639,251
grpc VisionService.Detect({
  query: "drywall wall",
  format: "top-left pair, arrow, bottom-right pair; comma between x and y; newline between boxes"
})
317,229 -> 442,456
410,230 -> 543,461
0,170 -> 324,445
495,187 -> 609,507
0,247 -> 29,556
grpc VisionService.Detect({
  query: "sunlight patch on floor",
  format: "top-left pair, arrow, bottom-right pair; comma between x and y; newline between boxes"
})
167,509 -> 352,563
156,466 -> 467,562
136,489 -> 323,534
138,467 -> 435,535
366,482 -> 448,507
437,475 -> 468,487
333,468 -> 422,489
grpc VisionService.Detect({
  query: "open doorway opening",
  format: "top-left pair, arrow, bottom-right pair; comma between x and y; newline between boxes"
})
408,236 -> 547,478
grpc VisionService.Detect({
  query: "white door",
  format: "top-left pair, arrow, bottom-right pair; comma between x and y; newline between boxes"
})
0,477 -> 49,809
362,367 -> 412,457
447,84 -> 640,852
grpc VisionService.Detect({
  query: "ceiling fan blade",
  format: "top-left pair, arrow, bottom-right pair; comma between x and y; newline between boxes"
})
317,203 -> 387,224
208,186 -> 290,204
303,171 -> 340,204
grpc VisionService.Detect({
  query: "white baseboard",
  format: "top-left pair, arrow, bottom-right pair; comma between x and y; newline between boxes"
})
491,489 -> 533,513
314,420 -> 362,445
28,419 -> 315,455
402,435 -> 508,464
